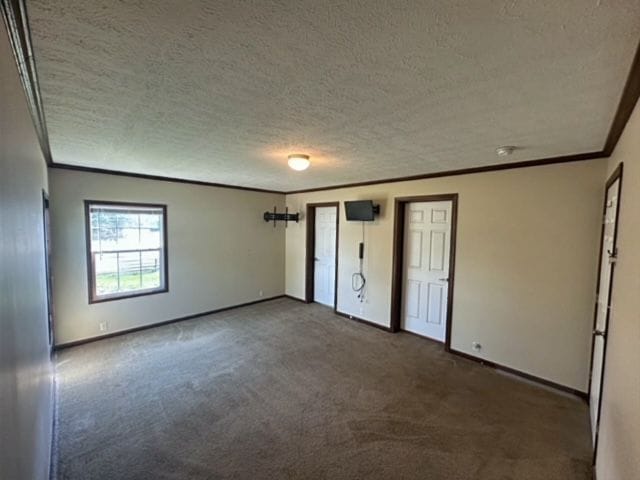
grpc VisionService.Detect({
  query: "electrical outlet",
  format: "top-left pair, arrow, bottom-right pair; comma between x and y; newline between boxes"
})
259,290 -> 263,297
99,321 -> 108,332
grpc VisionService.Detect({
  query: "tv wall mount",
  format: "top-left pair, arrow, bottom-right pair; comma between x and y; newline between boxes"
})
263,206 -> 299,228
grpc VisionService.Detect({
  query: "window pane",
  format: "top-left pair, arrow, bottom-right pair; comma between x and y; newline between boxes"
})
93,211 -> 119,251
139,213 -> 160,230
116,212 -> 139,229
117,226 -> 141,250
118,251 -> 142,292
95,253 -> 119,295
141,227 -> 161,249
140,213 -> 162,249
141,250 -> 161,289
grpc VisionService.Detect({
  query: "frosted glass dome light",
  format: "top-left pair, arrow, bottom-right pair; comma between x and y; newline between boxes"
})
288,154 -> 310,171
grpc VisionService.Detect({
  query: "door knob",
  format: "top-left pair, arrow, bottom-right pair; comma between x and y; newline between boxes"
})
593,329 -> 606,337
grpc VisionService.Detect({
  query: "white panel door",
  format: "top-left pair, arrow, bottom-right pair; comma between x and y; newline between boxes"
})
590,178 -> 620,445
314,206 -> 337,307
402,201 -> 452,341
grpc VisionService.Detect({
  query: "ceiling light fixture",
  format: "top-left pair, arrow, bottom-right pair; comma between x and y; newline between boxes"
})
288,154 -> 310,171
496,146 -> 516,157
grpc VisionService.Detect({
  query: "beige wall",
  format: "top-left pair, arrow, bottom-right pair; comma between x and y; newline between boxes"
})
286,160 -> 606,391
595,102 -> 640,479
50,169 -> 285,345
0,25 -> 53,480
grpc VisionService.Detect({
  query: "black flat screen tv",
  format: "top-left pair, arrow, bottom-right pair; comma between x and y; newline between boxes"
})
345,200 -> 378,221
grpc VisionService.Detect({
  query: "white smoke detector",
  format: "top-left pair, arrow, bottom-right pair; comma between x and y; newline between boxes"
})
496,146 -> 516,157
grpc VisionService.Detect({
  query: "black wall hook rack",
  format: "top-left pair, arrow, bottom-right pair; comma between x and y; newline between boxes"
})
263,206 -> 299,228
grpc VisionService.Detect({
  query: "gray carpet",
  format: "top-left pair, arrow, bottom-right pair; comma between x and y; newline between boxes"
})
54,298 -> 592,479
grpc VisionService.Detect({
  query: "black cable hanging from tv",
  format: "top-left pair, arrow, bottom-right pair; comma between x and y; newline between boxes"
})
352,221 -> 366,302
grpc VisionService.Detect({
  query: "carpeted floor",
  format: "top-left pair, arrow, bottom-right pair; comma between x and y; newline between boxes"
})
54,298 -> 592,479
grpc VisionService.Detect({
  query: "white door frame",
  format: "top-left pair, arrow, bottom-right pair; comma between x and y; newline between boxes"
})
589,163 -> 623,463
305,202 -> 339,309
390,194 -> 458,348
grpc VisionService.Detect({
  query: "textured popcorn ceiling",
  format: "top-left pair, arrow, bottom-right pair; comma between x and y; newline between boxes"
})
28,0 -> 640,191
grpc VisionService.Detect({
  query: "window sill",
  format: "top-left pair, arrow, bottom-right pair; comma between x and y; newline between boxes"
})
89,287 -> 168,304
